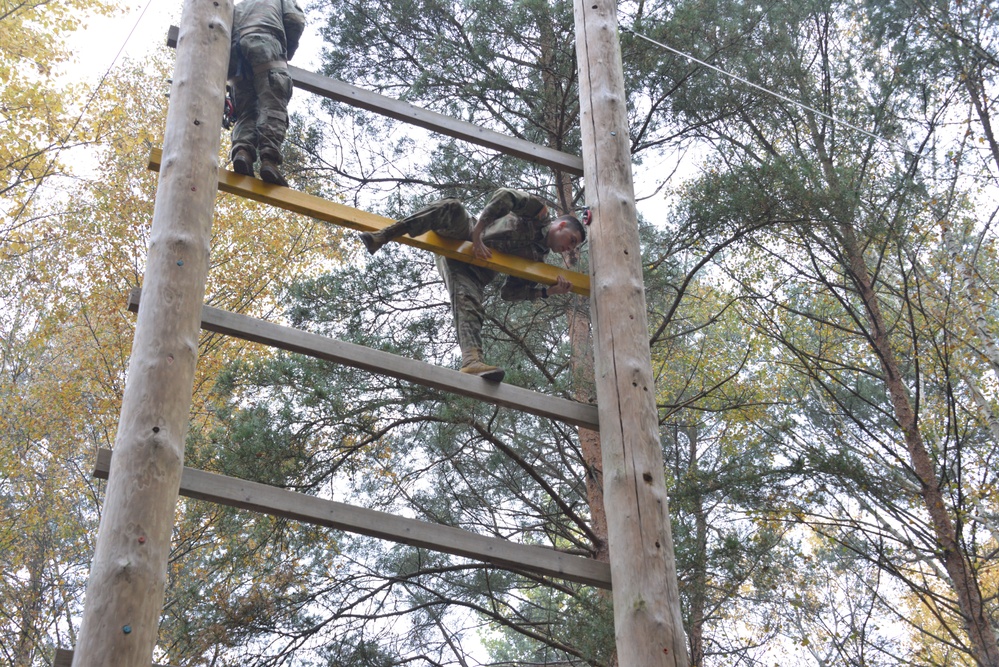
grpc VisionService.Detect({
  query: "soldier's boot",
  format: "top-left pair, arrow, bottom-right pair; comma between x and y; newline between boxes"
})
460,347 -> 505,382
358,219 -> 413,255
232,148 -> 255,177
260,159 -> 289,187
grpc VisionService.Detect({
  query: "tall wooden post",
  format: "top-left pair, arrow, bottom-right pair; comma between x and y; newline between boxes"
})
72,0 -> 233,664
572,1 -> 690,665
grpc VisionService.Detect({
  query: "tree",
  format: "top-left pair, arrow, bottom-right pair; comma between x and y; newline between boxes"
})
642,219 -> 804,666
192,0 -> 824,663
1,3 -> 122,662
0,0 -> 119,240
297,2 -> 624,661
648,0 -> 999,662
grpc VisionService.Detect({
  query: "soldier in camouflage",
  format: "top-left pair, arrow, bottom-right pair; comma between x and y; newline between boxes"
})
228,0 -> 306,187
359,189 -> 586,382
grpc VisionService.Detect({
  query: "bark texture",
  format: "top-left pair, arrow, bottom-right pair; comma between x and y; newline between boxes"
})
72,0 -> 233,664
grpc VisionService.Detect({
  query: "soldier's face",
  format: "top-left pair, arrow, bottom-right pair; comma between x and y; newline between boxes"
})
547,221 -> 583,253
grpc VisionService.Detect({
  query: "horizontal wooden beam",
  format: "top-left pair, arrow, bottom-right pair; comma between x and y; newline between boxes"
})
93,449 -> 612,589
289,67 -> 584,176
166,26 -> 583,176
147,148 -> 590,297
54,648 -> 176,667
128,289 -> 599,430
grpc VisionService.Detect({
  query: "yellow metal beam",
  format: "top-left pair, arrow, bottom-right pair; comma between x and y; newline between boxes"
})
148,149 -> 590,296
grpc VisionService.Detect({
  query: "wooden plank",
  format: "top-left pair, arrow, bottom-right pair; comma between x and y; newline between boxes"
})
147,148 -> 590,297
574,0 -> 688,664
289,67 -> 584,176
94,449 -> 612,589
127,289 -> 599,430
166,26 -> 583,176
54,649 -> 176,667
73,4 -> 233,667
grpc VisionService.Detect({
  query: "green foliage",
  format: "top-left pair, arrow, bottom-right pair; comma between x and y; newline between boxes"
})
644,0 -> 999,663
482,587 -> 615,665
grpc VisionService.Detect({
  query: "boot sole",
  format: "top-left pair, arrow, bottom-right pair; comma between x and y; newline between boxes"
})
260,166 -> 288,187
232,156 -> 254,176
469,368 -> 505,382
359,232 -> 382,254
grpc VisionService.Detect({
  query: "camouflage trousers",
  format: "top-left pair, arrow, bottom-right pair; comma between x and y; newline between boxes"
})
229,32 -> 293,164
398,199 -> 498,354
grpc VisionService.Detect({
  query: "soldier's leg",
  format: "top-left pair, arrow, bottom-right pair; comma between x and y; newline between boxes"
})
360,199 -> 472,254
436,256 -> 504,381
254,64 -> 293,185
239,33 -> 293,185
229,68 -> 258,176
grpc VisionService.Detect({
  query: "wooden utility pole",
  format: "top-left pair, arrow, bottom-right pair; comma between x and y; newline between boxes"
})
72,0 -> 233,664
572,1 -> 690,665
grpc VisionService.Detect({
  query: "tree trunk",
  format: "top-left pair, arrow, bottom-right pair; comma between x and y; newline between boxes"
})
684,425 -> 706,667
72,0 -> 233,664
13,542 -> 45,667
565,291 -> 609,562
573,0 -> 689,664
841,224 -> 999,667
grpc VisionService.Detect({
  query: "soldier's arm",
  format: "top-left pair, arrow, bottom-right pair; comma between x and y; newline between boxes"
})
283,0 -> 306,60
500,276 -> 543,302
500,275 -> 571,302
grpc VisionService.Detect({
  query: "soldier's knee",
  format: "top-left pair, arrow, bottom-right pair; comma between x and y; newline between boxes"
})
438,198 -> 465,212
267,68 -> 293,102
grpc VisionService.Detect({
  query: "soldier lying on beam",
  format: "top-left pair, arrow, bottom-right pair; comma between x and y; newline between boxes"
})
358,189 -> 586,382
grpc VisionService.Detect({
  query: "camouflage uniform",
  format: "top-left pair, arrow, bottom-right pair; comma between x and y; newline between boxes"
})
397,189 -> 553,355
228,0 -> 305,166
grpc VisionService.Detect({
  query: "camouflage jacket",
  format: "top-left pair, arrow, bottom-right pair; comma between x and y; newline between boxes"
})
477,188 -> 553,302
233,0 -> 306,59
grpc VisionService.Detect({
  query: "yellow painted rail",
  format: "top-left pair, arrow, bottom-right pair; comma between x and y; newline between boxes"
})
148,148 -> 590,296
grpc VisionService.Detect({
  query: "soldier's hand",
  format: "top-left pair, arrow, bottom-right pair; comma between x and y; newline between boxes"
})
550,275 -> 572,295
470,218 -> 493,260
472,235 -> 492,260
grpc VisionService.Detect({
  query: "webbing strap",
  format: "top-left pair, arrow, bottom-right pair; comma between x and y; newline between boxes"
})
252,59 -> 288,76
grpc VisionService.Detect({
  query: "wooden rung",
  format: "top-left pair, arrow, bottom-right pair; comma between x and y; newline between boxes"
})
288,67 -> 584,176
146,149 -> 590,297
93,449 -> 612,589
165,26 -> 583,176
54,648 -> 177,667
127,288 -> 599,430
